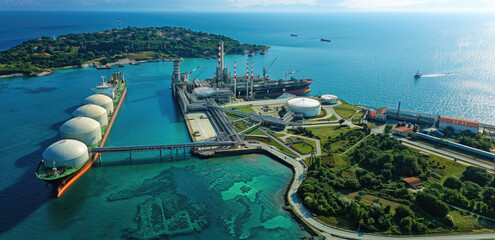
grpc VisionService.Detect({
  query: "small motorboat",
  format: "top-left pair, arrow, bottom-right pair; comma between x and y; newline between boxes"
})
291,34 -> 298,37
414,71 -> 422,78
320,38 -> 331,42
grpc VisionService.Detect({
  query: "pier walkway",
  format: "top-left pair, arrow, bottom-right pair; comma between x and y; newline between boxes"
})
90,141 -> 236,153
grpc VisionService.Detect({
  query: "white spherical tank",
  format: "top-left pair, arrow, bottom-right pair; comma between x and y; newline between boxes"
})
83,94 -> 114,115
60,117 -> 102,146
321,94 -> 338,105
287,97 -> 321,117
42,139 -> 89,168
72,104 -> 108,127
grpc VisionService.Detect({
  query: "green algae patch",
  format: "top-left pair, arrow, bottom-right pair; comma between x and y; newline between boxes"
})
221,177 -> 261,202
262,215 -> 292,229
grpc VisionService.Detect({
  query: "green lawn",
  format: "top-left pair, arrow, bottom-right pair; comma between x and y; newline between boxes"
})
351,112 -> 364,123
338,100 -> 362,110
244,133 -> 295,156
347,192 -> 403,210
307,126 -> 351,140
335,108 -> 356,119
291,142 -> 314,155
428,154 -> 467,183
231,106 -> 253,113
307,114 -> 338,122
246,128 -> 264,135
234,121 -> 249,132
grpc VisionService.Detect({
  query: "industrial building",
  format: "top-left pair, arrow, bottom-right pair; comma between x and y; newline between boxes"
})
72,104 -> 108,127
320,94 -> 338,105
59,117 -> 102,146
286,97 -> 321,117
84,94 -> 114,115
42,139 -> 89,168
438,116 -> 479,134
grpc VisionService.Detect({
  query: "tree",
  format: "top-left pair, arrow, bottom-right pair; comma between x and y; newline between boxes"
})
462,166 -> 493,187
394,205 -> 414,220
415,192 -> 449,218
399,216 -> 413,233
443,177 -> 463,190
339,119 -> 345,126
462,181 -> 483,201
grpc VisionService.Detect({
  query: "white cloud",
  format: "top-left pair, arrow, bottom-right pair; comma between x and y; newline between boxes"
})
333,0 -> 450,9
227,0 -> 317,7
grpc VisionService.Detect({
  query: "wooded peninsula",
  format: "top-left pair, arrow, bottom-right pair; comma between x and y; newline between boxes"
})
0,26 -> 267,76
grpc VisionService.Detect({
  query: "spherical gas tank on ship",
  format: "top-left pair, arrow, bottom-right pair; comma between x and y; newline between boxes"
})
83,94 -> 113,115
60,117 -> 102,146
72,104 -> 108,127
42,139 -> 89,168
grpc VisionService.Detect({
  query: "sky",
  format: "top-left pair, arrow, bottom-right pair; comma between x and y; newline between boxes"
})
0,0 -> 495,12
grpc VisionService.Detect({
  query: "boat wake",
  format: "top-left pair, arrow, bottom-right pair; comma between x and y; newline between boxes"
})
420,73 -> 452,78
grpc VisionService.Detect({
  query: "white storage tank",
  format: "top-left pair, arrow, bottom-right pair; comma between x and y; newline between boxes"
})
321,94 -> 338,105
42,139 -> 89,168
72,104 -> 108,127
60,117 -> 102,146
287,97 -> 321,117
83,94 -> 114,115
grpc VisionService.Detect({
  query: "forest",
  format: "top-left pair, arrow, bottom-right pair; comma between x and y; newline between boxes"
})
298,133 -> 495,235
0,26 -> 266,75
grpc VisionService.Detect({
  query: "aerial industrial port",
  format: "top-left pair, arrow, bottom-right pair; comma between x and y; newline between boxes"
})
33,40 -> 495,239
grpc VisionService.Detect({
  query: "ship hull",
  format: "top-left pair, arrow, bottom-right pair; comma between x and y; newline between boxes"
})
233,79 -> 313,99
36,82 -> 127,197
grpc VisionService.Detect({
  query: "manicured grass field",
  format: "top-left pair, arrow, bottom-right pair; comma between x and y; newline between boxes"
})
335,108 -> 356,119
308,126 -> 351,140
351,112 -> 364,123
291,142 -> 314,155
347,192 -> 403,210
244,134 -> 295,156
338,101 -> 362,110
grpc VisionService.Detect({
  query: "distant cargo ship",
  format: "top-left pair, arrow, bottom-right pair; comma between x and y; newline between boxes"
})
291,34 -> 298,37
36,71 -> 127,197
321,38 -> 331,42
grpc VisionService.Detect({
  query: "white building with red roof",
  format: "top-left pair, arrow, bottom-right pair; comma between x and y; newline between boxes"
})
438,116 -> 479,134
393,126 -> 411,137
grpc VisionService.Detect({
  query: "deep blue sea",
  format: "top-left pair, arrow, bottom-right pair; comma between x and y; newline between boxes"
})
1,11 -> 495,239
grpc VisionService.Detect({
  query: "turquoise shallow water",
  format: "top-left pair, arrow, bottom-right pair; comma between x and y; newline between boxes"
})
0,62 -> 309,239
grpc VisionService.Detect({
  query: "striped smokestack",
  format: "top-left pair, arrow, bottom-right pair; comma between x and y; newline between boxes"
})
246,59 -> 249,99
218,43 -> 221,67
251,61 -> 254,100
234,61 -> 237,98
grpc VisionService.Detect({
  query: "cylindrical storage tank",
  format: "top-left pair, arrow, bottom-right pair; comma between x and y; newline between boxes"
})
42,139 -> 89,168
60,117 -> 102,146
321,94 -> 338,105
287,97 -> 321,117
83,94 -> 113,115
72,104 -> 108,127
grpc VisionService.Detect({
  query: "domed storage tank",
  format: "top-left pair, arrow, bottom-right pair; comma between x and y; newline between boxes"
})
83,94 -> 113,115
287,97 -> 321,117
42,139 -> 89,168
60,117 -> 102,146
321,94 -> 338,105
72,104 -> 108,127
